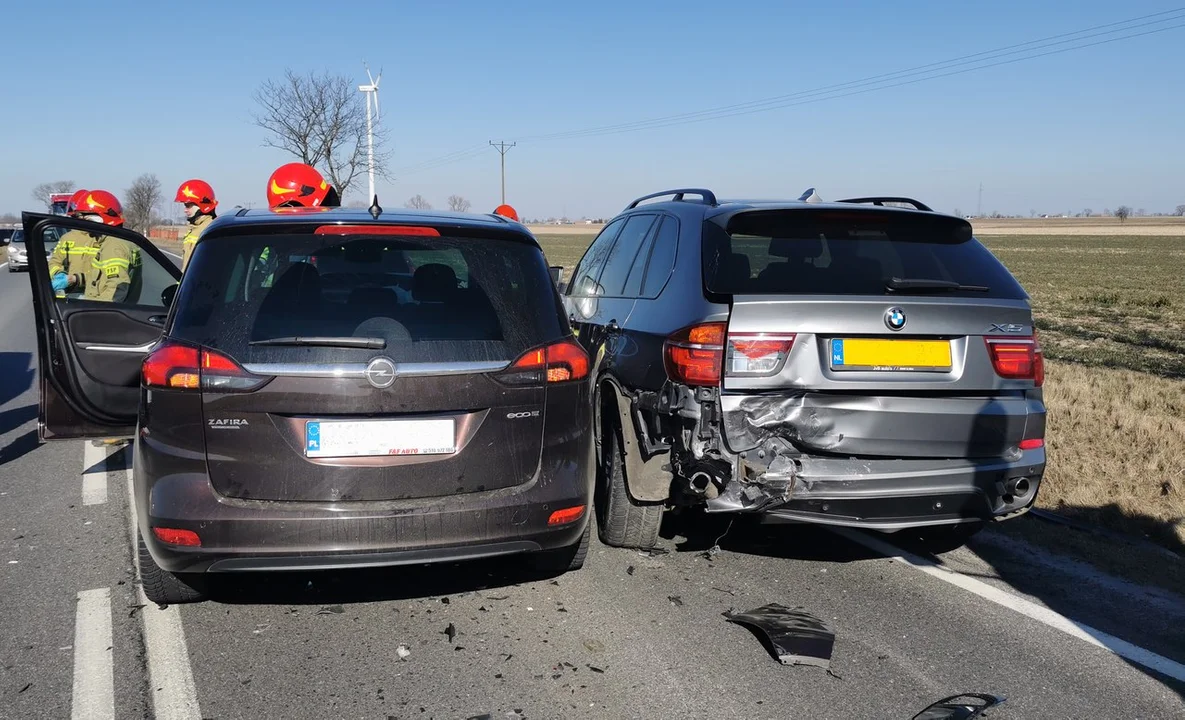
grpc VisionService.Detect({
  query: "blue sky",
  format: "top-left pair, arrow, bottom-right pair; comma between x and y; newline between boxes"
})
3,0 -> 1183,219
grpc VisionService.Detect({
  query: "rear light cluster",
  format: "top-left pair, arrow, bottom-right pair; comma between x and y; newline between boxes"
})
142,341 -> 268,392
664,323 -> 796,386
499,339 -> 590,386
985,336 -> 1045,387
152,527 -> 201,547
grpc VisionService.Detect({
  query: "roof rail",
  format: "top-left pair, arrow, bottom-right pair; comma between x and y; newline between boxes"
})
626,188 -> 717,210
837,196 -> 934,212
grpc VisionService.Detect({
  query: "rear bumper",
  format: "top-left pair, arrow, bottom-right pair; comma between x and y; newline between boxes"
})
135,438 -> 593,574
718,450 -> 1045,530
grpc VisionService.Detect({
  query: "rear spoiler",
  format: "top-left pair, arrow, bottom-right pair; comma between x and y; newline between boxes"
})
837,196 -> 933,212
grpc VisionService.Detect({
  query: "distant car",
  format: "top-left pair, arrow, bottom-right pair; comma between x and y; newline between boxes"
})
6,229 -> 37,271
22,208 -> 594,603
561,188 -> 1046,552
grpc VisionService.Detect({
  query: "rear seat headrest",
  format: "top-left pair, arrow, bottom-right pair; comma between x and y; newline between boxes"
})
413,263 -> 458,302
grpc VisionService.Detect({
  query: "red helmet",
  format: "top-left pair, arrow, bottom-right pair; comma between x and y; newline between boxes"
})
266,163 -> 339,208
76,191 -> 124,226
67,189 -> 90,216
175,179 -> 217,214
493,204 -> 519,222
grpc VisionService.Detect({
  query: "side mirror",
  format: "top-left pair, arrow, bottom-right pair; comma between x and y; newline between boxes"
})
549,265 -> 565,285
912,694 -> 1005,720
161,283 -> 179,309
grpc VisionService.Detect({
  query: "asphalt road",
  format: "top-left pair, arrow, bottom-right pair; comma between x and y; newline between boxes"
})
1,260 -> 1183,719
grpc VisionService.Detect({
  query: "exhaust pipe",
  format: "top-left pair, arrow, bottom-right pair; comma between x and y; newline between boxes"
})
1004,477 -> 1031,497
688,469 -> 721,499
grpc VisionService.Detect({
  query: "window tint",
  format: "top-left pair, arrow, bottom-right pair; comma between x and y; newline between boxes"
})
701,210 -> 1025,299
622,218 -> 661,298
10,230 -> 24,244
41,224 -> 173,307
596,214 -> 655,297
171,233 -> 565,364
568,219 -> 623,297
641,216 -> 679,299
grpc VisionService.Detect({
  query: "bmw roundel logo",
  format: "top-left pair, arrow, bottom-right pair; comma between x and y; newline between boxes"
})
884,307 -> 907,331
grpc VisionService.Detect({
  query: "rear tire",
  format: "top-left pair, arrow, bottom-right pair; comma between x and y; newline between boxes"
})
596,408 -> 663,550
137,532 -> 207,604
531,519 -> 591,574
909,521 -> 985,554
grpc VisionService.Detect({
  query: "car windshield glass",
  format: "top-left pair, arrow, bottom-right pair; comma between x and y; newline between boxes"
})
10,230 -> 23,244
170,232 -> 566,364
701,210 -> 1025,299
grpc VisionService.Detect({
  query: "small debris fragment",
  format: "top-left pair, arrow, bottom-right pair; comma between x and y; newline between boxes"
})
487,595 -> 510,601
827,669 -> 843,680
701,545 -> 721,560
724,603 -> 835,669
444,623 -> 457,643
127,604 -> 146,618
582,639 -> 605,653
396,645 -> 411,660
587,665 -> 605,673
479,606 -> 489,612
440,597 -> 450,605
252,624 -> 270,635
667,596 -> 684,607
18,683 -> 32,694
494,673 -> 503,679
549,580 -> 560,586
316,605 -> 345,615
711,586 -> 736,596
626,566 -> 635,576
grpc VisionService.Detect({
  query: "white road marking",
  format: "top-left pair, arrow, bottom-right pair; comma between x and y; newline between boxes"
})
836,528 -> 1185,684
119,446 -> 202,720
161,249 -> 182,260
71,588 -> 114,720
0,262 -> 8,269
82,443 -> 108,505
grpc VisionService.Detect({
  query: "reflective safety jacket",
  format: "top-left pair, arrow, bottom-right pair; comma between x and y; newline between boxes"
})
180,213 -> 214,272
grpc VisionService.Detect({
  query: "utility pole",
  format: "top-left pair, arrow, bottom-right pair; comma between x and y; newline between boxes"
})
977,182 -> 983,218
489,141 -> 516,205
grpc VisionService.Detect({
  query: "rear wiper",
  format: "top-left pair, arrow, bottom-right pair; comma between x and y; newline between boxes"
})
249,336 -> 387,349
886,277 -> 990,293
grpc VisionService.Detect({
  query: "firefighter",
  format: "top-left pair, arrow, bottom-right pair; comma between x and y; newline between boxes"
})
176,179 -> 218,272
74,192 -> 137,303
48,189 -> 98,295
492,204 -> 519,222
265,163 -> 341,208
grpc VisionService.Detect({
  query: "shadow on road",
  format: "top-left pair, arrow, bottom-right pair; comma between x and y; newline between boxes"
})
0,429 -> 40,467
0,352 -> 35,407
659,508 -> 885,563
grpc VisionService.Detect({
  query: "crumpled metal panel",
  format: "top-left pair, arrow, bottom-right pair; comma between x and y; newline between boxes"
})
724,603 -> 835,668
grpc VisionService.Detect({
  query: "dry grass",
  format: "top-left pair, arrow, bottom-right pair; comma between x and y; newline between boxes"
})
972,216 -> 1185,236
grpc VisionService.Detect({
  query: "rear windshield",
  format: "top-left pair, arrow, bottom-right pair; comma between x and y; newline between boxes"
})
702,210 -> 1026,299
170,232 -> 565,364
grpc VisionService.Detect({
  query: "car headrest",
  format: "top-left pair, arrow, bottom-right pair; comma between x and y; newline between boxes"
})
268,262 -> 321,301
413,263 -> 458,302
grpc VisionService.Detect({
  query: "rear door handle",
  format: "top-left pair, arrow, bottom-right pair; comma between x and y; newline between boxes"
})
148,315 -> 166,325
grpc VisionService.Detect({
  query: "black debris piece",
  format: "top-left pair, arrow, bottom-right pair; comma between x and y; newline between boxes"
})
444,623 -> 458,643
587,665 -> 605,674
455,646 -> 465,652
626,566 -> 635,576
502,653 -> 514,662
711,586 -> 737,596
550,580 -> 560,586
316,605 -> 345,615
562,662 -> 576,669
440,596 -> 450,604
912,694 -> 1006,720
551,673 -> 563,680
667,596 -> 683,607
557,607 -> 568,613
494,673 -> 503,679
465,715 -> 492,720
479,606 -> 489,612
128,604 -> 146,618
827,669 -> 843,681
18,683 -> 32,694
487,595 -> 510,601
724,603 -> 835,669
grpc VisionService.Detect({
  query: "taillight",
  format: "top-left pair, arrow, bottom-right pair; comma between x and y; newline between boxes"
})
726,333 -> 796,377
499,339 -> 590,385
664,323 -> 726,386
152,527 -> 201,547
985,336 -> 1044,386
142,341 -> 267,392
1019,439 -> 1044,451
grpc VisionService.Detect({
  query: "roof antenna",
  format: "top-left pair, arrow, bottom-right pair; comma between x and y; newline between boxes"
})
369,194 -> 382,219
798,187 -> 823,204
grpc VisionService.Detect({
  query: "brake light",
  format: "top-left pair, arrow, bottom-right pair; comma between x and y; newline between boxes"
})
142,341 -> 266,392
726,333 -> 796,377
314,224 -> 440,236
1019,439 -> 1044,450
664,323 -> 726,386
152,527 -> 201,547
547,505 -> 586,526
500,340 -> 590,385
985,336 -> 1044,386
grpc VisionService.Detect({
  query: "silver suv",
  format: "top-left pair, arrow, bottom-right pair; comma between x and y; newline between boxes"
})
562,189 -> 1046,551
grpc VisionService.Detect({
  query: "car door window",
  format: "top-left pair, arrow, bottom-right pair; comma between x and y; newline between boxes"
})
42,224 -> 174,307
596,214 -> 656,298
641,216 -> 679,299
622,216 -> 664,298
568,218 -> 624,297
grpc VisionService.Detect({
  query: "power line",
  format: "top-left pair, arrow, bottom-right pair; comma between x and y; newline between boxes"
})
489,141 -> 516,205
396,8 -> 1185,174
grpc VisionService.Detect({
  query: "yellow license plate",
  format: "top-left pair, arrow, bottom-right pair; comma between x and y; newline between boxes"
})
830,338 -> 952,371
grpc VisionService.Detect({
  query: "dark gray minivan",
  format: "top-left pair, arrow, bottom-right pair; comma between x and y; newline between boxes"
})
22,208 -> 594,603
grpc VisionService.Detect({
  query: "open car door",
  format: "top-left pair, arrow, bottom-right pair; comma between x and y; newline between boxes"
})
22,212 -> 182,440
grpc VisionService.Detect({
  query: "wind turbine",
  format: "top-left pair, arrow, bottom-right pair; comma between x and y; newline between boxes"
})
358,64 -> 382,203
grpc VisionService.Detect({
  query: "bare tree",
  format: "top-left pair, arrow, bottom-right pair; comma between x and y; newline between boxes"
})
0,213 -> 19,224
1174,204 -> 1185,217
1114,206 -> 1132,223
447,195 -> 472,213
1082,208 -> 1093,217
404,195 -> 432,210
31,180 -> 76,210
253,69 -> 387,200
123,174 -> 163,232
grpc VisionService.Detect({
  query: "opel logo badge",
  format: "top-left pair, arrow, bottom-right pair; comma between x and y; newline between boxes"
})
365,357 -> 397,389
884,307 -> 907,331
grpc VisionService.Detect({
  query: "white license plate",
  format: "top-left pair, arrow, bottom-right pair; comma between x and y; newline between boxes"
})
304,419 -> 456,458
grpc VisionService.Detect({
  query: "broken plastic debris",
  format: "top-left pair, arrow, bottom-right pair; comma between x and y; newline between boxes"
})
396,645 -> 411,660
587,664 -> 605,673
316,605 -> 345,615
582,639 -> 605,653
912,694 -> 1006,720
626,566 -> 635,575
724,603 -> 835,668
667,596 -> 684,607
444,623 -> 457,643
